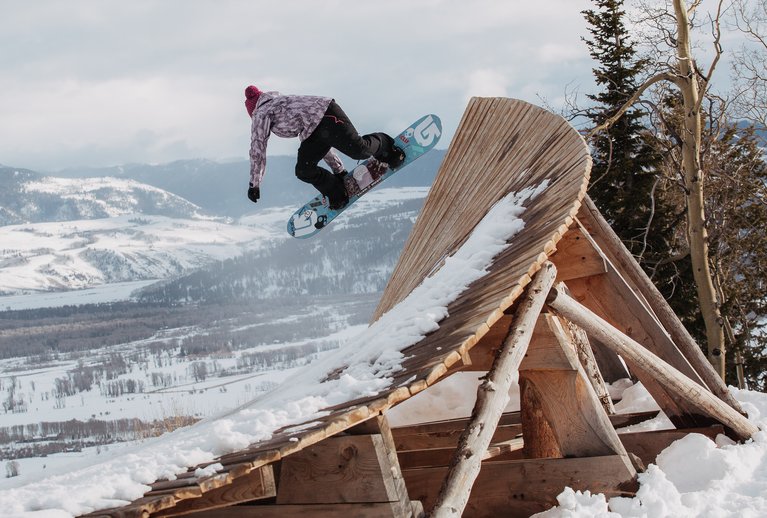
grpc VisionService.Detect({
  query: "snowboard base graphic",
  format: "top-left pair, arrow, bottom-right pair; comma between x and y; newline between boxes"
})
287,114 -> 442,238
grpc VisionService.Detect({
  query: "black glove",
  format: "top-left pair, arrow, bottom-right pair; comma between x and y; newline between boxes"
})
334,169 -> 349,179
247,186 -> 260,204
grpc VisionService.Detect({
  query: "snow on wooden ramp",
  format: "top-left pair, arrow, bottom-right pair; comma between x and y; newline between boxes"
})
76,97 -> 594,517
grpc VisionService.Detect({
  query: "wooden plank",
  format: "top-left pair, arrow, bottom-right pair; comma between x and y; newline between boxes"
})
394,423 -> 522,452
348,415 -> 413,512
390,410 -> 658,451
277,434 -> 400,505
397,438 -> 525,470
153,465 -> 276,517
551,226 -> 607,281
547,288 -> 759,441
178,502 -> 416,518
619,425 -> 725,466
519,314 -> 632,460
431,262 -> 558,517
404,455 -> 637,518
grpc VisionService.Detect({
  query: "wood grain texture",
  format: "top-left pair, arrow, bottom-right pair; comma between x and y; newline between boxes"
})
80,97 -> 591,518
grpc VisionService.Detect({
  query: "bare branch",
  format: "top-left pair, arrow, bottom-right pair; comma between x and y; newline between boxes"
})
587,72 -> 681,139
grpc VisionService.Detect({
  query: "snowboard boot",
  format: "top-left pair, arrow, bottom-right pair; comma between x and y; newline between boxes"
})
371,133 -> 406,170
327,175 -> 349,210
385,144 -> 406,169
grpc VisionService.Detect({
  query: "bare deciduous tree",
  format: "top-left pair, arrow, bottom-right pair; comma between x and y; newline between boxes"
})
588,0 -> 729,378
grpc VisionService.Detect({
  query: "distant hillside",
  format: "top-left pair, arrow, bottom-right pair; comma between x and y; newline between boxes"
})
137,188 -> 429,304
0,166 -> 207,225
54,151 -> 446,216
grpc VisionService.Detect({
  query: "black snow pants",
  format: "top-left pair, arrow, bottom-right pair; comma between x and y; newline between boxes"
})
295,101 -> 395,201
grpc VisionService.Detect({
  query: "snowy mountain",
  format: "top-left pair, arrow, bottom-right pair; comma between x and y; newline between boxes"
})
0,166 -> 208,225
53,152 -> 445,216
0,214 -> 277,296
0,187 -> 428,298
137,187 -> 429,304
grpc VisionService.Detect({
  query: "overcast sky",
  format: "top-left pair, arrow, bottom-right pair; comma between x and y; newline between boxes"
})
2,0 -> 606,171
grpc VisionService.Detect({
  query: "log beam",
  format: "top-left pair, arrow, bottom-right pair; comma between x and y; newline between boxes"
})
547,287 -> 758,441
430,261 -> 557,517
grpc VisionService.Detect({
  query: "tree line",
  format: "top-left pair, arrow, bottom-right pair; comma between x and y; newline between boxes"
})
579,0 -> 766,388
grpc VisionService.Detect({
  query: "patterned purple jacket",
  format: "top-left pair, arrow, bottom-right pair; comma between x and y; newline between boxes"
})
249,92 -> 344,188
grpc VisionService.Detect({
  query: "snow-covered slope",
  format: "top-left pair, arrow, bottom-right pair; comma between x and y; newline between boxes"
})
0,187 -> 429,297
0,167 -> 208,225
0,215 -> 277,295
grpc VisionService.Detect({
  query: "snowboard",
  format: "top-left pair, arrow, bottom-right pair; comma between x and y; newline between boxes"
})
287,114 -> 442,238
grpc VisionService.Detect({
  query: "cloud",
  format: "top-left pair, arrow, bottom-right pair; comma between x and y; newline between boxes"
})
465,69 -> 509,100
0,0 -> 598,170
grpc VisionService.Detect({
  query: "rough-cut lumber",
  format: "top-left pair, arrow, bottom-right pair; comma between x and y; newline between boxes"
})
619,425 -> 724,466
405,455 -> 637,518
564,317 -> 615,413
547,288 -> 758,441
152,466 -> 275,517
430,262 -> 557,517
348,415 -> 413,512
577,196 -> 744,413
551,225 -> 607,281
519,314 -> 632,461
277,434 -> 401,505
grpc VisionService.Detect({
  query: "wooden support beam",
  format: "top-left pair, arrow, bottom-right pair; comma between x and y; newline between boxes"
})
153,465 -> 276,517
551,225 -> 608,281
405,455 -> 637,518
619,425 -> 724,467
519,313 -> 633,462
430,261 -> 557,517
561,217 -> 718,428
563,317 -> 615,414
277,435 -> 401,505
275,417 -> 417,517
348,414 -> 413,513
179,502 -> 424,518
547,287 -> 758,441
390,410 -> 659,452
577,196 -> 744,413
397,438 -> 525,470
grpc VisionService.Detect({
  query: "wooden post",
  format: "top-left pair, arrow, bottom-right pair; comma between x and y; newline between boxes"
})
519,314 -> 631,459
429,261 -> 557,517
547,287 -> 758,441
578,196 -> 744,413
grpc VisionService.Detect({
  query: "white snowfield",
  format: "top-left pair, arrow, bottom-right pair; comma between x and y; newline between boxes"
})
23,177 -> 207,220
0,186 -> 428,299
1,182 -> 766,518
0,214 -> 273,295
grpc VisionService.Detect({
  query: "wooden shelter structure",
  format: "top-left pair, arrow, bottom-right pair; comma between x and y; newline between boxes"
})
84,98 -> 757,518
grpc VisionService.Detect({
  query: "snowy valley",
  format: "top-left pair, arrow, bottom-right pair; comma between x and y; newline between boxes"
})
0,160 -> 431,487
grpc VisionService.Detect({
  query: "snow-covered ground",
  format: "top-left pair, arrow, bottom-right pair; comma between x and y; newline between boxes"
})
1,182 -> 765,517
0,280 -> 157,311
0,182 -> 549,516
0,214 -> 279,295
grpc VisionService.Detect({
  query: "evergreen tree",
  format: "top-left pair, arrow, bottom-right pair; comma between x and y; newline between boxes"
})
582,0 -> 674,281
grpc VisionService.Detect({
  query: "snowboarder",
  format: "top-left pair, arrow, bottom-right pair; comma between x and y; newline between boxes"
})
244,85 -> 405,210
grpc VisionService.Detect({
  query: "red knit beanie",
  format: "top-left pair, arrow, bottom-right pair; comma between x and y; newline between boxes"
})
244,85 -> 262,117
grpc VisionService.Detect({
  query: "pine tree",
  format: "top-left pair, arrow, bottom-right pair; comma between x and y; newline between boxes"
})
582,0 -> 674,280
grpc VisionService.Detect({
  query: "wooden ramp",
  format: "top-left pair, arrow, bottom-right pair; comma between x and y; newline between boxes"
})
82,98 -> 754,518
